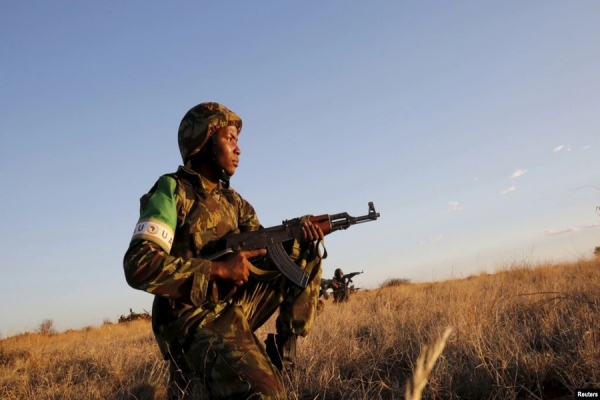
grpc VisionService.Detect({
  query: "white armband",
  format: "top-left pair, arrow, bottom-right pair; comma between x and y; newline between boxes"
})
131,218 -> 174,253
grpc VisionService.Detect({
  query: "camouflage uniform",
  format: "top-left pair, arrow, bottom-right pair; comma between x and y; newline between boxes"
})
331,269 -> 348,303
123,103 -> 322,399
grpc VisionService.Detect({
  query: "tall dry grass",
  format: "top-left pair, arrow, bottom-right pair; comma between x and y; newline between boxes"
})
1,258 -> 598,399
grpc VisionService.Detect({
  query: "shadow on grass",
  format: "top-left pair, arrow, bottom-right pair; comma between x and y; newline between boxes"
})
113,383 -> 157,400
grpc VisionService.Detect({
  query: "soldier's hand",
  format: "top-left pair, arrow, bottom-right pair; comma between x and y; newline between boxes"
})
210,249 -> 266,286
301,220 -> 324,244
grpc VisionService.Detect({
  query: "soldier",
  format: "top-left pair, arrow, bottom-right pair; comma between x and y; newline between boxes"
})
331,268 -> 347,303
332,268 -> 344,285
330,269 -> 363,303
123,102 -> 324,399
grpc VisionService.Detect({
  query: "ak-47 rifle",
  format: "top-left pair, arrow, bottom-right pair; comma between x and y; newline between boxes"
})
343,270 -> 363,285
207,202 -> 380,288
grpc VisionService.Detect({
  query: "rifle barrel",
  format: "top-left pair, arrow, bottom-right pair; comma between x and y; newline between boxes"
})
330,202 -> 380,232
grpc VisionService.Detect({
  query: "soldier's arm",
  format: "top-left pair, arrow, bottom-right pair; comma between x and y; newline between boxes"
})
123,176 -> 212,307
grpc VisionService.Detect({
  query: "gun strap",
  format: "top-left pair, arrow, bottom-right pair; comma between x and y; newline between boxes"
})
248,264 -> 281,281
288,236 -> 302,262
287,214 -> 312,262
316,239 -> 327,259
212,264 -> 281,310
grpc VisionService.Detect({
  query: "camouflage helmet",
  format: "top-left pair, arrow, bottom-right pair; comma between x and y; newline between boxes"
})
334,268 -> 344,279
177,102 -> 242,163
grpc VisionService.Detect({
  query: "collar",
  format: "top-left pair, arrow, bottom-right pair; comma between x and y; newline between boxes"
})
176,165 -> 223,194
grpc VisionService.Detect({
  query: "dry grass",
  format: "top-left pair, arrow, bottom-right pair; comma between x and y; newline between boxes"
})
1,258 -> 599,399
0,320 -> 169,399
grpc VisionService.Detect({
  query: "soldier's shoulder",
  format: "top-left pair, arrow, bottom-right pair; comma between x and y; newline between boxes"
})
145,174 -> 179,194
222,181 -> 239,193
157,170 -> 193,194
222,185 -> 246,202
138,174 -> 184,211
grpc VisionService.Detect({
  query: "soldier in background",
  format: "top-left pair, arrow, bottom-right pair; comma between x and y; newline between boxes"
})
331,268 -> 363,303
123,102 -> 324,399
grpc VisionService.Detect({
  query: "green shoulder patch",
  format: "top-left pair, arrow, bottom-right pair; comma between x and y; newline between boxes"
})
131,176 -> 178,252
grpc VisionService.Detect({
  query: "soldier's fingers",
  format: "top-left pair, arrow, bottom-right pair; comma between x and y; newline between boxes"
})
309,224 -> 322,241
316,225 -> 325,241
234,279 -> 245,287
307,221 -> 319,241
301,223 -> 311,242
243,248 -> 267,259
312,222 -> 322,237
234,268 -> 249,284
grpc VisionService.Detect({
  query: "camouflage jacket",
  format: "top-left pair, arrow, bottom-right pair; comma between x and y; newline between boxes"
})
123,166 -> 261,338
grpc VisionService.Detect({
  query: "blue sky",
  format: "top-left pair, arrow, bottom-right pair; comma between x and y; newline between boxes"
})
1,1 -> 599,335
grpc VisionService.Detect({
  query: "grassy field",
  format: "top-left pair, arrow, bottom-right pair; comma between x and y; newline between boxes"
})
1,258 -> 598,399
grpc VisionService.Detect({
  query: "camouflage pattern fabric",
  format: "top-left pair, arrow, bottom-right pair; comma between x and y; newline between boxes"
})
331,274 -> 348,303
124,166 -> 322,399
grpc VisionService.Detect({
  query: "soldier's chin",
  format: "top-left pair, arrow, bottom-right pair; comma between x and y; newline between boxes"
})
225,167 -> 237,176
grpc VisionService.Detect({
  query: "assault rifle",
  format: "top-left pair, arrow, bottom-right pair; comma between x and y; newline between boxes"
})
207,202 -> 380,288
343,271 -> 363,284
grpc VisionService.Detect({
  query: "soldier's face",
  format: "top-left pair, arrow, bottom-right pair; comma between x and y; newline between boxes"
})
214,126 -> 241,176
